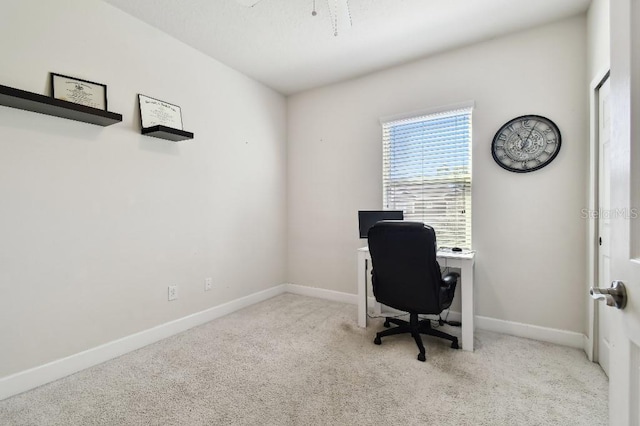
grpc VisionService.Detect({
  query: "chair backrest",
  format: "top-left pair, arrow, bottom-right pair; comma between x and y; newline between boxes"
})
367,221 -> 444,314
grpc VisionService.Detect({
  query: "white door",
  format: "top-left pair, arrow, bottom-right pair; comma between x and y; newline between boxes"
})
597,77 -> 612,377
607,0 -> 640,423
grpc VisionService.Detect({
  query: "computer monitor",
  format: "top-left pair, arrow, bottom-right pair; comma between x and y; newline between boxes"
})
358,210 -> 404,238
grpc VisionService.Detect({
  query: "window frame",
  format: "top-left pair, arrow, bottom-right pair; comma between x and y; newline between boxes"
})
380,102 -> 474,249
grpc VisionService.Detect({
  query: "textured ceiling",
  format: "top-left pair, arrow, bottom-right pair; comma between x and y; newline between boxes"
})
102,0 -> 591,95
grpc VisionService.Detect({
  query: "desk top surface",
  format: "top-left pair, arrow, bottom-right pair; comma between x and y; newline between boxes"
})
358,246 -> 475,260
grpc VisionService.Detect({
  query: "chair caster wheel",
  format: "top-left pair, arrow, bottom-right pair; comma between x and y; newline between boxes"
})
384,321 -> 390,327
417,353 -> 426,362
451,341 -> 459,349
374,336 -> 382,345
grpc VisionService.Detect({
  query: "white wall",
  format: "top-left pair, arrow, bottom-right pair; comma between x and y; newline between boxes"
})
0,0 -> 287,377
288,17 -> 588,333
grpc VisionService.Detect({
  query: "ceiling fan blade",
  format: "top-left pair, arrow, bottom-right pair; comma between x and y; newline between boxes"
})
233,0 -> 265,7
327,0 -> 352,33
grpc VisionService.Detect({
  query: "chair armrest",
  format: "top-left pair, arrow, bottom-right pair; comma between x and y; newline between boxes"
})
439,272 -> 459,310
442,272 -> 460,287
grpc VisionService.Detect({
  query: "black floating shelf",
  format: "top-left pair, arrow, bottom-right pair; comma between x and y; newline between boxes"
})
141,125 -> 194,142
0,84 -> 122,126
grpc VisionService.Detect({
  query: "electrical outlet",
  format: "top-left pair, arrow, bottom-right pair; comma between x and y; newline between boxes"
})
168,285 -> 178,301
205,277 -> 213,291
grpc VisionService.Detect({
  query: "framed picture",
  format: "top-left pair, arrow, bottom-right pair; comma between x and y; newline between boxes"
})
138,94 -> 184,130
50,73 -> 107,110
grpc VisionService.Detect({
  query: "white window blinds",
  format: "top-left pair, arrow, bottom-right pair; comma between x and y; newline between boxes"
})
382,106 -> 472,249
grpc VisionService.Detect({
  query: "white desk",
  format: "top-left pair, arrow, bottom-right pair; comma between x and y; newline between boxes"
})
357,247 -> 476,351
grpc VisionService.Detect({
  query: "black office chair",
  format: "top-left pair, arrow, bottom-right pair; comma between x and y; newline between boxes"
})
368,221 -> 460,361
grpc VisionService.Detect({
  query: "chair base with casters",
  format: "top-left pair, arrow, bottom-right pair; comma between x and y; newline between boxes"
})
373,312 -> 459,362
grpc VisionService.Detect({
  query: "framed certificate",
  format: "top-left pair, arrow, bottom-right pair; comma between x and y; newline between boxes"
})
51,73 -> 107,110
138,94 -> 184,130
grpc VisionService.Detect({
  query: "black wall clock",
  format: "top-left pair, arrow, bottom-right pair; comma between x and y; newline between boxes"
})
491,114 -> 561,173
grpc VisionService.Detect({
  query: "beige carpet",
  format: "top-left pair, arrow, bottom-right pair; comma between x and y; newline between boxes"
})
0,294 -> 608,425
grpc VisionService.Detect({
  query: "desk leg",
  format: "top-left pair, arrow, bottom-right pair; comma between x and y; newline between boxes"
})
357,252 -> 367,328
460,262 -> 474,351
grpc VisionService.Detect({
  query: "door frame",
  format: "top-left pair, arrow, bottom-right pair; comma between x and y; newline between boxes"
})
586,67 -> 611,362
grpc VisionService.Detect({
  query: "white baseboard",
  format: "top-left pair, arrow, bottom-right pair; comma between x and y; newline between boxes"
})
284,283 -> 358,305
0,284 -> 287,401
298,286 -> 584,349
1,283 -> 586,401
475,315 -> 585,349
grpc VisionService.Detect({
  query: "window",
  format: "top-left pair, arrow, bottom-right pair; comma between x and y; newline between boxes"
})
381,105 -> 472,249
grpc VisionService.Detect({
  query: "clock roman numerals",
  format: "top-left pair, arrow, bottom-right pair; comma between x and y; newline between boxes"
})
491,115 -> 561,173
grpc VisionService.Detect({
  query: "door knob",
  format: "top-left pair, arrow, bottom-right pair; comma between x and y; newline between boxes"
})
590,280 -> 627,309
